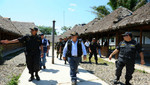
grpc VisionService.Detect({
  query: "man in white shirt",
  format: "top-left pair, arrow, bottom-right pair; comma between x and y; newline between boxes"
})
85,40 -> 90,53
40,33 -> 50,69
63,32 -> 87,85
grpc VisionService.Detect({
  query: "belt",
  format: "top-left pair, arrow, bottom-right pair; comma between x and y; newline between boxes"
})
72,56 -> 78,57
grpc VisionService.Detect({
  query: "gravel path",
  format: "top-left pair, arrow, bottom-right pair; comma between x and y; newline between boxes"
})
0,50 -> 26,85
80,58 -> 150,85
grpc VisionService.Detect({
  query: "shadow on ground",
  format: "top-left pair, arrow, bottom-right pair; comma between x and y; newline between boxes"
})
32,80 -> 58,85
81,62 -> 108,66
0,49 -> 24,65
41,69 -> 59,74
77,78 -> 103,85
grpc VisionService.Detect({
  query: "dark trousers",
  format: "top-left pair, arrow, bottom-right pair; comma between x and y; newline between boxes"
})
115,59 -> 135,82
85,46 -> 89,53
68,57 -> 81,81
57,51 -> 62,59
26,53 -> 40,74
89,52 -> 97,63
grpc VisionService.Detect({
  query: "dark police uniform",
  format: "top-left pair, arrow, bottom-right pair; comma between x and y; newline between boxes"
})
89,41 -> 98,64
18,34 -> 42,74
116,39 -> 142,82
56,41 -> 63,59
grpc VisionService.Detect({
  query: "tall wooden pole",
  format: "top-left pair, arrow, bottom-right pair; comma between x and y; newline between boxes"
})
115,32 -> 119,59
52,20 -> 56,64
140,28 -> 143,46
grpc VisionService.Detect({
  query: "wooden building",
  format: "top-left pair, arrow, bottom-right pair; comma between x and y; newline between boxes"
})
61,3 -> 150,58
0,16 -> 38,57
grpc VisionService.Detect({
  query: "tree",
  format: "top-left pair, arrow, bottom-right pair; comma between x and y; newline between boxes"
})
38,26 -> 57,35
92,6 -> 110,19
92,0 -> 147,18
61,26 -> 71,33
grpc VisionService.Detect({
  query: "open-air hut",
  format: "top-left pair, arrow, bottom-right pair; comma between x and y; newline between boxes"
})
82,7 -> 133,56
109,2 -> 150,57
0,16 -> 22,56
78,18 -> 101,41
12,21 -> 41,35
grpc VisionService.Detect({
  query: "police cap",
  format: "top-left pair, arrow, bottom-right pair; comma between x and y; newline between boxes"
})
70,32 -> 78,36
40,33 -> 44,36
122,32 -> 132,37
30,27 -> 38,31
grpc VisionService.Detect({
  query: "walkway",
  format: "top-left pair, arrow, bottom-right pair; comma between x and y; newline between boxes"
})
18,50 -> 108,85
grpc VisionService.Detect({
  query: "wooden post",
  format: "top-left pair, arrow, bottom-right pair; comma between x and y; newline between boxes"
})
107,35 -> 110,57
115,32 -> 119,59
140,28 -> 143,46
52,20 -> 56,64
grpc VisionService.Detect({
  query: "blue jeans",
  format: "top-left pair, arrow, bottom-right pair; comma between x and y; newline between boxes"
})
98,49 -> 101,57
41,53 -> 46,67
68,57 -> 81,81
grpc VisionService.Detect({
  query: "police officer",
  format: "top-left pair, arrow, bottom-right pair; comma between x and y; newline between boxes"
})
109,32 -> 145,85
0,27 -> 43,81
89,38 -> 99,64
40,33 -> 50,69
56,38 -> 63,59
63,32 -> 87,85
62,37 -> 68,64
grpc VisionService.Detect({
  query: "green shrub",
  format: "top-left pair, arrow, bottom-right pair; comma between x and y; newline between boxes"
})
7,74 -> 20,85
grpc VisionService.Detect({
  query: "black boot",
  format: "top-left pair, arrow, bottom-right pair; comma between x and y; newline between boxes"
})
96,61 -> 98,64
113,77 -> 119,84
125,81 -> 131,85
35,72 -> 40,81
65,60 -> 67,64
43,66 -> 46,69
28,73 -> 34,82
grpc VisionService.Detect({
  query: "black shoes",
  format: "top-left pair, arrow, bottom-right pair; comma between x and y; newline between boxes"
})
28,76 -> 34,82
125,81 -> 132,85
72,81 -> 77,85
36,75 -> 40,81
113,79 -> 119,84
43,66 -> 46,69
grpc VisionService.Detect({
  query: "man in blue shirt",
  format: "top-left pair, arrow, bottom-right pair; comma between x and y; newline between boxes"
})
63,32 -> 87,85
40,33 -> 49,69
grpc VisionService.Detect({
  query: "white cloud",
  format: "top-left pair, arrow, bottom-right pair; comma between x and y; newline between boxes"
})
68,8 -> 75,12
70,3 -> 77,6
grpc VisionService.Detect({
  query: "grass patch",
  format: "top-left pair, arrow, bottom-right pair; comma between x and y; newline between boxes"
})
7,74 -> 21,85
135,69 -> 148,74
83,54 -> 113,64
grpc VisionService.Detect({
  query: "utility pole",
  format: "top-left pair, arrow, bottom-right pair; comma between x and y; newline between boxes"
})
52,20 -> 56,64
63,11 -> 65,26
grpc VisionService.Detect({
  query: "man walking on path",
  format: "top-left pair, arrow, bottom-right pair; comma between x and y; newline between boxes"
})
0,27 -> 43,81
63,37 -> 68,64
85,40 -> 90,53
40,33 -> 50,69
63,32 -> 87,85
97,40 -> 102,58
109,32 -> 145,85
89,38 -> 99,64
56,38 -> 63,60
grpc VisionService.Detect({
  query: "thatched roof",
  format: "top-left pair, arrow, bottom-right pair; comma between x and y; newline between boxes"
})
61,29 -> 72,38
45,35 -> 61,43
78,18 -> 100,35
111,2 -> 150,29
12,21 -> 41,35
0,16 -> 21,35
85,7 -> 132,33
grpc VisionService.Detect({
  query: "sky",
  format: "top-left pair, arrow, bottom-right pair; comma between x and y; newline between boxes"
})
0,0 -> 109,34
